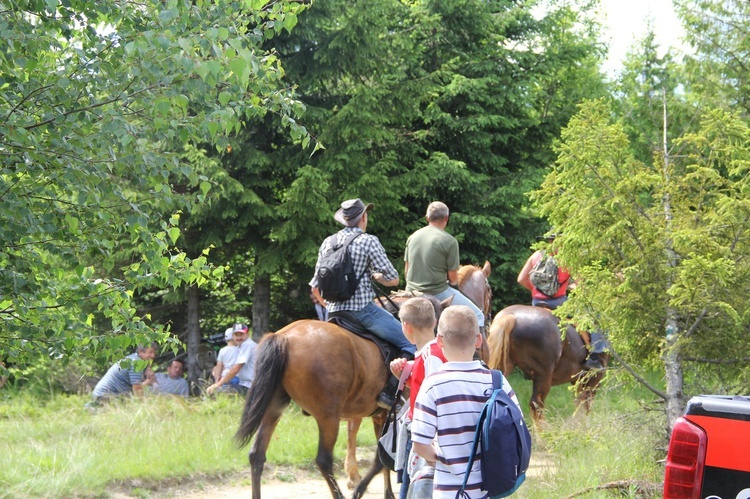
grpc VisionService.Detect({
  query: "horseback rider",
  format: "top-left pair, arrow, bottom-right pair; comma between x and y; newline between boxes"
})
310,198 -> 416,409
404,201 -> 485,331
517,231 -> 605,370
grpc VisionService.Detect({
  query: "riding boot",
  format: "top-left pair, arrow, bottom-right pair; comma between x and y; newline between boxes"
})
582,352 -> 604,370
377,373 -> 399,410
583,331 -> 606,370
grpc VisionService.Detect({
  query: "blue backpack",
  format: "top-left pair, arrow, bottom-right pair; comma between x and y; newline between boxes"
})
456,370 -> 532,498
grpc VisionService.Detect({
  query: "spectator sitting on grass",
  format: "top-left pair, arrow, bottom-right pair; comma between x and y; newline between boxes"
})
207,323 -> 256,396
212,327 -> 239,385
90,343 -> 157,403
148,358 -> 189,398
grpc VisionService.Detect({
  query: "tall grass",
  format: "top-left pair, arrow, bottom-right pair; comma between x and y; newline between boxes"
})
0,368 -> 664,498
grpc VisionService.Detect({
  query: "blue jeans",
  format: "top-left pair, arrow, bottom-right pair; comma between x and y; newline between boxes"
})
352,303 -> 416,356
399,437 -> 412,499
532,295 -> 568,309
433,287 -> 485,327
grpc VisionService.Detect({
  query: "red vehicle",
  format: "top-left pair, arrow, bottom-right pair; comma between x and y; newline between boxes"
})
664,395 -> 750,499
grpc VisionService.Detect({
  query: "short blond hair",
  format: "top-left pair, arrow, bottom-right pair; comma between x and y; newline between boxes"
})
437,306 -> 478,348
426,201 -> 449,222
399,297 -> 436,331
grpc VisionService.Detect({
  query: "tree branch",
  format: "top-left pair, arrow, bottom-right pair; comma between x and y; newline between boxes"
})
610,347 -> 667,400
565,479 -> 661,498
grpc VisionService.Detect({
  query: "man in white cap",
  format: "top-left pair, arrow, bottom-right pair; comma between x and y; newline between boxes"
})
211,327 -> 239,385
310,198 -> 416,408
207,323 -> 256,395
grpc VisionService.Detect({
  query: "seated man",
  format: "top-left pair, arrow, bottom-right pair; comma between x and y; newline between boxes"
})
90,343 -> 157,403
310,198 -> 415,409
148,358 -> 189,398
212,327 -> 239,384
207,323 -> 256,396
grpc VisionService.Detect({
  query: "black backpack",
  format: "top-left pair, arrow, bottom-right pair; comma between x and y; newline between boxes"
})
457,370 -> 532,499
316,232 -> 365,302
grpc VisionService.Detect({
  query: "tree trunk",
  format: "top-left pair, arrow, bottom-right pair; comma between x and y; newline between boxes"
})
661,92 -> 685,432
664,319 -> 685,432
252,273 -> 271,342
186,283 -> 202,395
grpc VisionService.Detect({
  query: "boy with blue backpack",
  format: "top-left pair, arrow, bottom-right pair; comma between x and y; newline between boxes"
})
411,306 -> 525,498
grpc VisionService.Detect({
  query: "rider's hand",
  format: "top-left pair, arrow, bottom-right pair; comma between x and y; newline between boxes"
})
390,358 -> 406,377
372,272 -> 384,283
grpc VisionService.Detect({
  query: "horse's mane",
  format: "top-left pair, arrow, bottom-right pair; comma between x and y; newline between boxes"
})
457,264 -> 480,284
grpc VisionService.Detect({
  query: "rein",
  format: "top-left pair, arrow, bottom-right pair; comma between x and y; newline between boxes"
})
371,281 -> 401,318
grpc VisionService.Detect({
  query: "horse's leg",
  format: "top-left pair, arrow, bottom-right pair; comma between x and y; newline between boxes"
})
574,370 -> 604,414
315,415 -> 347,499
345,418 -> 363,489
249,397 -> 289,499
352,412 -> 393,499
530,374 -> 553,424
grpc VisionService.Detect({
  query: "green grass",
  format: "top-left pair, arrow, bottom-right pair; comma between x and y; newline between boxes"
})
0,368 -> 665,498
507,369 -> 665,498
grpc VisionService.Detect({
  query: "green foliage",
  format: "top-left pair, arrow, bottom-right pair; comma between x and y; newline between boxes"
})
0,0 -> 311,370
532,99 -> 750,398
676,0 -> 750,116
614,29 -> 692,166
207,0 -> 609,324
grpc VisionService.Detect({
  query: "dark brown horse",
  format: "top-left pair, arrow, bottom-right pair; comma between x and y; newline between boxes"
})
236,320 -> 394,499
486,305 -> 607,422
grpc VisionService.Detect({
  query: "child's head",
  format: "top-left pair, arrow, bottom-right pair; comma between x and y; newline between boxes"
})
437,306 -> 480,360
400,297 -> 438,348
400,297 -> 437,331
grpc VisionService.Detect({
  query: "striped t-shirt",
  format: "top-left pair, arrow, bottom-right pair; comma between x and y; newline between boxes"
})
92,352 -> 146,398
411,361 -> 520,499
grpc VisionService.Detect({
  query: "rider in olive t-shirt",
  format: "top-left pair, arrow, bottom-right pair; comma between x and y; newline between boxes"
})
404,202 -> 485,328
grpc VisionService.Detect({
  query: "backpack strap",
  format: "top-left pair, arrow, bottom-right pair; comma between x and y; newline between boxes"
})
337,231 -> 362,250
382,362 -> 414,453
340,231 -> 369,282
456,370 -> 503,498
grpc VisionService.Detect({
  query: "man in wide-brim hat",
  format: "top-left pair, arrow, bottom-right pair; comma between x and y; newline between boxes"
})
310,198 -> 416,409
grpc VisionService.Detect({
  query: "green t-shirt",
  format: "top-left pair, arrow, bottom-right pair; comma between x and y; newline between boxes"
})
404,225 -> 460,295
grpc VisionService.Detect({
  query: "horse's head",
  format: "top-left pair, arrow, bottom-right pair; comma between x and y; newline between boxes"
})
458,261 -> 492,319
423,294 -> 454,327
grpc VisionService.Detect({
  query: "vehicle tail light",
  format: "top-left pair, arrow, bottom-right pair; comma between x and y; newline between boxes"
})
663,417 -> 707,499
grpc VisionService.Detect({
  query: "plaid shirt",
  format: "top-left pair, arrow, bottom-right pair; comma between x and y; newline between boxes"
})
309,227 -> 399,312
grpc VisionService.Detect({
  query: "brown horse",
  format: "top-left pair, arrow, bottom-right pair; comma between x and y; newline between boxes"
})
343,293 -> 451,490
458,261 -> 492,361
236,320 -> 394,499
457,261 -> 492,324
486,304 -> 607,422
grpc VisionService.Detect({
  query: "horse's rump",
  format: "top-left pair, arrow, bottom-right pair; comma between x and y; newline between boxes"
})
277,320 -> 388,419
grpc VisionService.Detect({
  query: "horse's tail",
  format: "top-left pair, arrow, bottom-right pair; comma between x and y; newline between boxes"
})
235,333 -> 288,449
488,313 -> 515,374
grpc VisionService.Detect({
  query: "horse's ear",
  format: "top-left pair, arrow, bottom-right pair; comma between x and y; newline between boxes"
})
440,296 -> 454,309
482,260 -> 491,277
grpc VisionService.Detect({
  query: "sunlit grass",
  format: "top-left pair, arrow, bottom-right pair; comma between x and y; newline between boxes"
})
0,368 -> 664,498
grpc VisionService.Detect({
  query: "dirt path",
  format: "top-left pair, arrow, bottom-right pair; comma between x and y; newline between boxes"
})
111,447 -> 555,499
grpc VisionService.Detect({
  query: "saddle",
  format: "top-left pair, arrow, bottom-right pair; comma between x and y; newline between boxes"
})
327,311 -> 402,365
